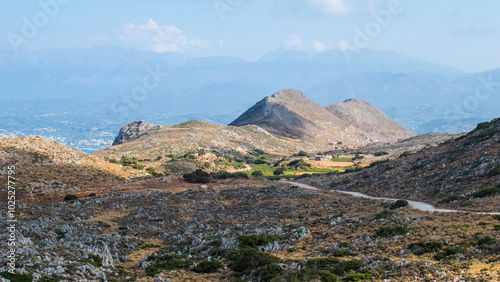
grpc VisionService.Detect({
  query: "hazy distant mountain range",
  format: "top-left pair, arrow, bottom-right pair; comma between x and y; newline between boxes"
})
0,46 -> 498,149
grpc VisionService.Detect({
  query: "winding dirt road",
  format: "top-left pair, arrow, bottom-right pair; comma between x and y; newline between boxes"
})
281,181 -> 500,215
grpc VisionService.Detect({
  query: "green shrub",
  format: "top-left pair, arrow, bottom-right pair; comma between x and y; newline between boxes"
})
375,225 -> 409,237
192,260 -> 223,273
298,151 -> 309,157
472,187 -> 500,198
488,165 -> 500,177
229,248 -> 281,275
369,159 -> 389,167
330,260 -> 366,276
211,171 -> 232,179
140,244 -> 161,249
375,209 -> 394,219
256,263 -> 284,281
306,258 -> 340,270
333,250 -> 349,257
77,254 -> 102,268
237,234 -> 276,248
344,273 -> 373,281
433,248 -> 459,261
477,236 -> 496,246
63,194 -> 78,201
390,199 -> 409,210
231,172 -> 249,179
251,171 -> 264,177
374,151 -> 389,157
399,151 -> 414,158
183,169 -> 210,183
145,254 -> 188,276
408,241 -> 443,255
254,159 -> 272,165
0,271 -> 32,282
319,270 -> 338,282
273,169 -> 284,175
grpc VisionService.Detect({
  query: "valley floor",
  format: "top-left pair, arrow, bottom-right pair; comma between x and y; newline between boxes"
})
1,178 -> 499,281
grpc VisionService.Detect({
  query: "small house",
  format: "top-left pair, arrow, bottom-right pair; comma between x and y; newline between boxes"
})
314,155 -> 332,161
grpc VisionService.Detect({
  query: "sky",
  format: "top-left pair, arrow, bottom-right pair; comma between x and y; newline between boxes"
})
1,0 -> 499,73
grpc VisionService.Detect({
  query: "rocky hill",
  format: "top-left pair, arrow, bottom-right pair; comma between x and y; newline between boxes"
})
229,89 -> 415,145
303,118 -> 500,212
325,99 -> 415,143
97,120 -> 306,159
0,135 -> 142,203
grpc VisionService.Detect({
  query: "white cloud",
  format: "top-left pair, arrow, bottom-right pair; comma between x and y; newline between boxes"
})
308,0 -> 350,15
120,19 -> 208,53
338,39 -> 355,51
284,33 -> 304,50
313,40 -> 328,52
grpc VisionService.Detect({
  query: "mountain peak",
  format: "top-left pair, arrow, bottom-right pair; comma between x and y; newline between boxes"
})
112,120 -> 162,145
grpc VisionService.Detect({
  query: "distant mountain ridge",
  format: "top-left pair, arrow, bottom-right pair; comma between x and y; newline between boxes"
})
1,46 -> 498,150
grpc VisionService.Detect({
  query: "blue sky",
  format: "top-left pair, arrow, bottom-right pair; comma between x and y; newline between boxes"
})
1,0 -> 499,72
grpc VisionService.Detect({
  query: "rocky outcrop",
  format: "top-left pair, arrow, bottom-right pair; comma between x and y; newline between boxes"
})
112,121 -> 162,145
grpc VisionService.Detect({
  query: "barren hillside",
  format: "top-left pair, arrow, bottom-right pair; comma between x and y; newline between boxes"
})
303,118 -> 500,212
0,135 -> 141,203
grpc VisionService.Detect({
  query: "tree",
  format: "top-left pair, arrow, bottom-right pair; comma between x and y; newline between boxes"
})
183,169 -> 210,183
251,171 -> 264,177
297,151 -> 309,157
273,169 -> 284,175
64,194 -> 78,201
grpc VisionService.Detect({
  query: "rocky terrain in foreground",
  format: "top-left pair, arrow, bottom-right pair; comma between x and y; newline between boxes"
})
0,180 -> 499,281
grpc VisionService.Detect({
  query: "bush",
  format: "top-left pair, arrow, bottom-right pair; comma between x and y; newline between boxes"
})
254,159 -> 272,165
183,169 -> 210,184
408,241 -> 443,255
399,151 -> 414,158
251,171 -> 264,177
77,254 -> 102,268
88,193 -> 96,197
64,194 -> 78,201
0,271 -> 32,282
333,250 -> 349,257
192,260 -> 223,273
375,225 -> 409,237
273,169 -> 284,175
145,254 -> 188,276
229,248 -> 281,275
433,248 -> 459,261
477,236 -> 496,246
472,187 -> 500,198
211,171 -> 232,179
488,165 -> 500,176
375,209 -> 394,219
237,234 -> 276,248
256,263 -> 284,281
288,159 -> 312,169
319,270 -> 338,282
390,199 -> 409,210
369,159 -> 390,167
298,151 -> 309,157
231,172 -> 249,179
374,151 -> 389,157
